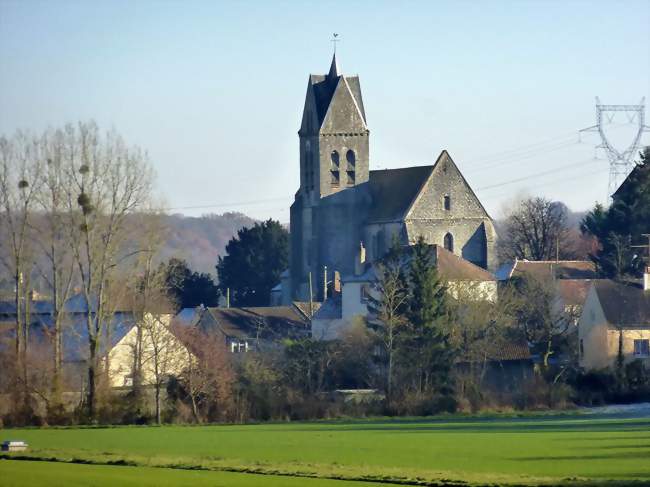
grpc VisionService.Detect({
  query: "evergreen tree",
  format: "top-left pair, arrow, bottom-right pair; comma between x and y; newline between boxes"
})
401,236 -> 455,395
162,258 -> 220,309
216,219 -> 289,307
582,147 -> 650,277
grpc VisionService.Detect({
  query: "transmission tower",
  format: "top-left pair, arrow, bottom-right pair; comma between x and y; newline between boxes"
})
580,97 -> 649,198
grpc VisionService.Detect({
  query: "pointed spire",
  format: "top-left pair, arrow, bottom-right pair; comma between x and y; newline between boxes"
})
328,52 -> 341,78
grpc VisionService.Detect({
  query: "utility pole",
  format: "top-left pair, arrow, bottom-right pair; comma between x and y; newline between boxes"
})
308,271 -> 314,319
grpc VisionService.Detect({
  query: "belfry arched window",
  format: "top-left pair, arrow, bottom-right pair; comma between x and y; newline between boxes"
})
346,149 -> 356,167
331,150 -> 339,168
444,233 -> 454,252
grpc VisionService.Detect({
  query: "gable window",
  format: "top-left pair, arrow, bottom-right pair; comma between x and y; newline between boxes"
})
346,149 -> 356,168
444,195 -> 451,211
331,150 -> 340,168
443,233 -> 454,252
330,170 -> 340,187
347,170 -> 355,185
634,339 -> 649,357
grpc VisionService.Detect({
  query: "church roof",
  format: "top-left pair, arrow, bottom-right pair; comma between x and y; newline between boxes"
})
308,54 -> 366,128
367,165 -> 434,223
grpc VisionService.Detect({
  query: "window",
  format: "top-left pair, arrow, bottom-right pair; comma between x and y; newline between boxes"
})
330,170 -> 340,186
331,150 -> 340,168
230,341 -> 249,353
443,233 -> 454,252
579,339 -> 584,359
347,170 -> 355,185
346,149 -> 356,167
634,339 -> 650,357
444,195 -> 451,211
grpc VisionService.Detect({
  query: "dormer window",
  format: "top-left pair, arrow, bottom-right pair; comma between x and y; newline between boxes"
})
444,195 -> 451,211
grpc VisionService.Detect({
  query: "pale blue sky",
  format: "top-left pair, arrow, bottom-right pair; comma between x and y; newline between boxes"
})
1,0 -> 649,221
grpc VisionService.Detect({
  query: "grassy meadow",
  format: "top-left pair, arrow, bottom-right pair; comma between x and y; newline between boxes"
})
2,411 -> 650,486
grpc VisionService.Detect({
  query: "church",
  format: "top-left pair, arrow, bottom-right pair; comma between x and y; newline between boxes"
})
284,53 -> 497,303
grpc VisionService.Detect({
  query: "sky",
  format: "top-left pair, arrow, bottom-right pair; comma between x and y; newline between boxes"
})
1,0 -> 649,221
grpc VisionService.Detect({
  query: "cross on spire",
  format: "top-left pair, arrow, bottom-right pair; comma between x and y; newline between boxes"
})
331,33 -> 340,53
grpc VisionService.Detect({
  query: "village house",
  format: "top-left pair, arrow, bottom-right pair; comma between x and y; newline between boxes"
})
578,268 -> 650,370
496,259 -> 601,328
107,312 -> 190,389
312,244 -> 497,341
193,304 -> 312,353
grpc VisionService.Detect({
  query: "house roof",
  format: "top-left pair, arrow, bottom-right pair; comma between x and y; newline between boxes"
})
312,295 -> 342,321
558,279 -> 600,307
461,337 -> 532,363
292,301 -> 322,319
202,306 -> 310,340
501,260 -> 599,281
432,245 -> 496,282
367,165 -> 434,223
593,280 -> 650,327
342,245 -> 495,284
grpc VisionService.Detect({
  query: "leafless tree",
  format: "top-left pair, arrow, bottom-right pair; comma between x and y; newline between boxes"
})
498,197 -> 570,263
367,255 -> 408,401
34,129 -> 77,407
0,131 -> 43,412
60,122 -> 154,419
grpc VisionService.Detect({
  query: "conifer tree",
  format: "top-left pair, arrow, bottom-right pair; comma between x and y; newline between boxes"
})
402,236 -> 455,395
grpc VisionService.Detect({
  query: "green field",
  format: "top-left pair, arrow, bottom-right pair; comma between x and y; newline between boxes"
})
2,410 -> 650,486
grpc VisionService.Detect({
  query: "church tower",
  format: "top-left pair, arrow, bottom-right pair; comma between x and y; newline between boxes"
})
298,53 -> 369,198
290,54 -> 369,300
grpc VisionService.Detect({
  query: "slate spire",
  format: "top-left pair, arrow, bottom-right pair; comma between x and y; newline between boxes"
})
328,52 -> 341,78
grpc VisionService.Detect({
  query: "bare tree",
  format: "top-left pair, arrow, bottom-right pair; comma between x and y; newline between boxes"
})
60,122 -> 154,419
366,250 -> 408,401
0,132 -> 43,413
498,197 -> 570,262
175,326 -> 234,423
34,129 -> 77,408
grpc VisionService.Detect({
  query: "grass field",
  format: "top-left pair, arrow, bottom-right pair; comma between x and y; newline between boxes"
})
2,409 -> 650,486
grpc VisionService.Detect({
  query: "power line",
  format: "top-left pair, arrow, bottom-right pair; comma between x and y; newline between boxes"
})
476,157 -> 598,191
163,197 -> 289,212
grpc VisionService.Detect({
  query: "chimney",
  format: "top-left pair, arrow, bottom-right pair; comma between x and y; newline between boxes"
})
355,242 -> 366,276
644,267 -> 650,292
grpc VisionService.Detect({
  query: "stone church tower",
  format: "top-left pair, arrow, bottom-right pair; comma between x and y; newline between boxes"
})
290,54 -> 370,300
288,54 -> 496,303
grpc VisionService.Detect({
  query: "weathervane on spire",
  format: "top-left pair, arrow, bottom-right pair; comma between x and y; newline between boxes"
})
331,33 -> 340,53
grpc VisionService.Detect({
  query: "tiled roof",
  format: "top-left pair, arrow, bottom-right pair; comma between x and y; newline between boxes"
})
594,280 -> 650,326
292,301 -> 322,319
202,306 -> 310,340
508,260 -> 599,280
558,279 -> 599,307
461,337 -> 532,363
433,246 -> 496,282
